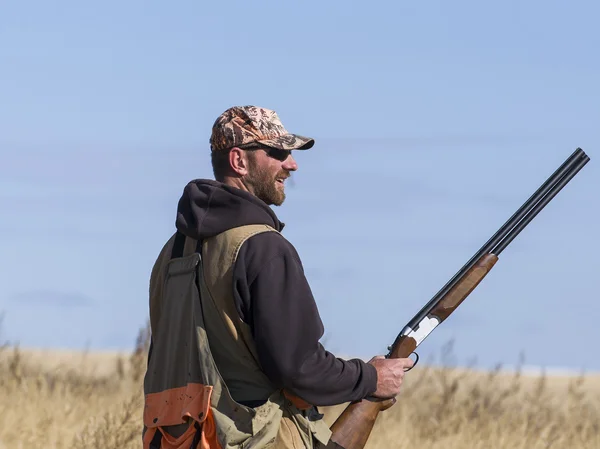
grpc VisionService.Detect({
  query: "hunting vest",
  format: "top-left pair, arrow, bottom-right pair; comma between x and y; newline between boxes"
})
142,224 -> 333,449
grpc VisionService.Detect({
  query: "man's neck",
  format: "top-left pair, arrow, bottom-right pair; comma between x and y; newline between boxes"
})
222,176 -> 254,196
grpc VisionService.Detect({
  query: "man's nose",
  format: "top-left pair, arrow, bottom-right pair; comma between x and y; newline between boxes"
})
283,154 -> 298,171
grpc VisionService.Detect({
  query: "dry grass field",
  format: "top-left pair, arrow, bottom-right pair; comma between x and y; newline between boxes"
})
1,330 -> 598,449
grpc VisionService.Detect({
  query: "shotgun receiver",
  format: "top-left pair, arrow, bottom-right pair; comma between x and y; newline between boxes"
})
329,148 -> 590,449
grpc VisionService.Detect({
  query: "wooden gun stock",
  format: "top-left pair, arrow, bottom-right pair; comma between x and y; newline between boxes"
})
329,254 -> 497,449
328,148 -> 589,449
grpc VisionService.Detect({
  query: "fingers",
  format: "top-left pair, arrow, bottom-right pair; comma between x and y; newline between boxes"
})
383,357 -> 414,371
368,356 -> 416,374
399,357 -> 415,370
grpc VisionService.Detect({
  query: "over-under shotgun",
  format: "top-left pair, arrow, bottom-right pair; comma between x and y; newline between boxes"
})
329,148 -> 590,449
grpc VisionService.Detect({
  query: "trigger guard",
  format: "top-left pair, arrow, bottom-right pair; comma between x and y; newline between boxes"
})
405,352 -> 419,371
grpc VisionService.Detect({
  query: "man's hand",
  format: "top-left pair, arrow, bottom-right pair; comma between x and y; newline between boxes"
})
368,355 -> 414,399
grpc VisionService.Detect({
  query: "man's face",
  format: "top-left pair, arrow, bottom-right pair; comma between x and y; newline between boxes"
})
244,147 -> 298,206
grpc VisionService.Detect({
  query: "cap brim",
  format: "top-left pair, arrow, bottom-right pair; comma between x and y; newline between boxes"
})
257,133 -> 314,150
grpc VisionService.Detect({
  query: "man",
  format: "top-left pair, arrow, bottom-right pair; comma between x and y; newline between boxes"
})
142,105 -> 413,449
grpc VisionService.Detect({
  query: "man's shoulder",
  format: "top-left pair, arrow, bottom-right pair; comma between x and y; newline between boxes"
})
237,228 -> 302,274
243,227 -> 297,255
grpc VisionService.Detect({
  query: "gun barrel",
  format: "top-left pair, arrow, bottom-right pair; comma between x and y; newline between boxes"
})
482,148 -> 586,255
491,153 -> 590,255
403,148 -> 589,331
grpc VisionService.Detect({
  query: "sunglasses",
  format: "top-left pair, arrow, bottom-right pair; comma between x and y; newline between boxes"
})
240,145 -> 292,162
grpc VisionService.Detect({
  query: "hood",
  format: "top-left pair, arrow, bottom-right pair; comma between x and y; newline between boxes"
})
175,179 -> 284,241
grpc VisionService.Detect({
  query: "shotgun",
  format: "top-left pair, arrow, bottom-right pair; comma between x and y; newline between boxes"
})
329,148 -> 590,449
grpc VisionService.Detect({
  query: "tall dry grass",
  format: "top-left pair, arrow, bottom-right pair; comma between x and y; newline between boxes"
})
0,328 -> 598,449
0,324 -> 150,449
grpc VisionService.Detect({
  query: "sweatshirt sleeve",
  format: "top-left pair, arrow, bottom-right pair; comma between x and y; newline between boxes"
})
232,231 -> 378,406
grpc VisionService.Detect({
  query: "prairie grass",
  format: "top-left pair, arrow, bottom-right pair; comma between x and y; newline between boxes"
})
0,330 -> 598,449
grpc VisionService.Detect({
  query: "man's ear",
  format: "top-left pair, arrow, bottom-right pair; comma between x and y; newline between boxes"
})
229,147 -> 249,176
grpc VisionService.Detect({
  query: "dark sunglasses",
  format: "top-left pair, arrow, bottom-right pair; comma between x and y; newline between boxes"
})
241,145 -> 292,162
264,147 -> 292,162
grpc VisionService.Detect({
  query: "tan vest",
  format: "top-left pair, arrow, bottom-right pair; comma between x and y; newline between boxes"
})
142,225 -> 333,449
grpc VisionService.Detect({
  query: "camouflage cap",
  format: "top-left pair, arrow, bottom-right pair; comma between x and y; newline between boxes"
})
209,105 -> 315,152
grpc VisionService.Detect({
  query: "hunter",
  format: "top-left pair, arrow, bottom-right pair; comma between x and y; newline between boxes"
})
142,105 -> 414,449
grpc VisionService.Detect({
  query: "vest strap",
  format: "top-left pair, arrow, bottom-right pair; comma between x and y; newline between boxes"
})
170,231 -> 186,259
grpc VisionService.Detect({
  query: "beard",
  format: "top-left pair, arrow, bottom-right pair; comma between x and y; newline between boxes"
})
246,161 -> 288,206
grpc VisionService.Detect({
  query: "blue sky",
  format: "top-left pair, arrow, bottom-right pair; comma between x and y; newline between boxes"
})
1,0 -> 599,373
